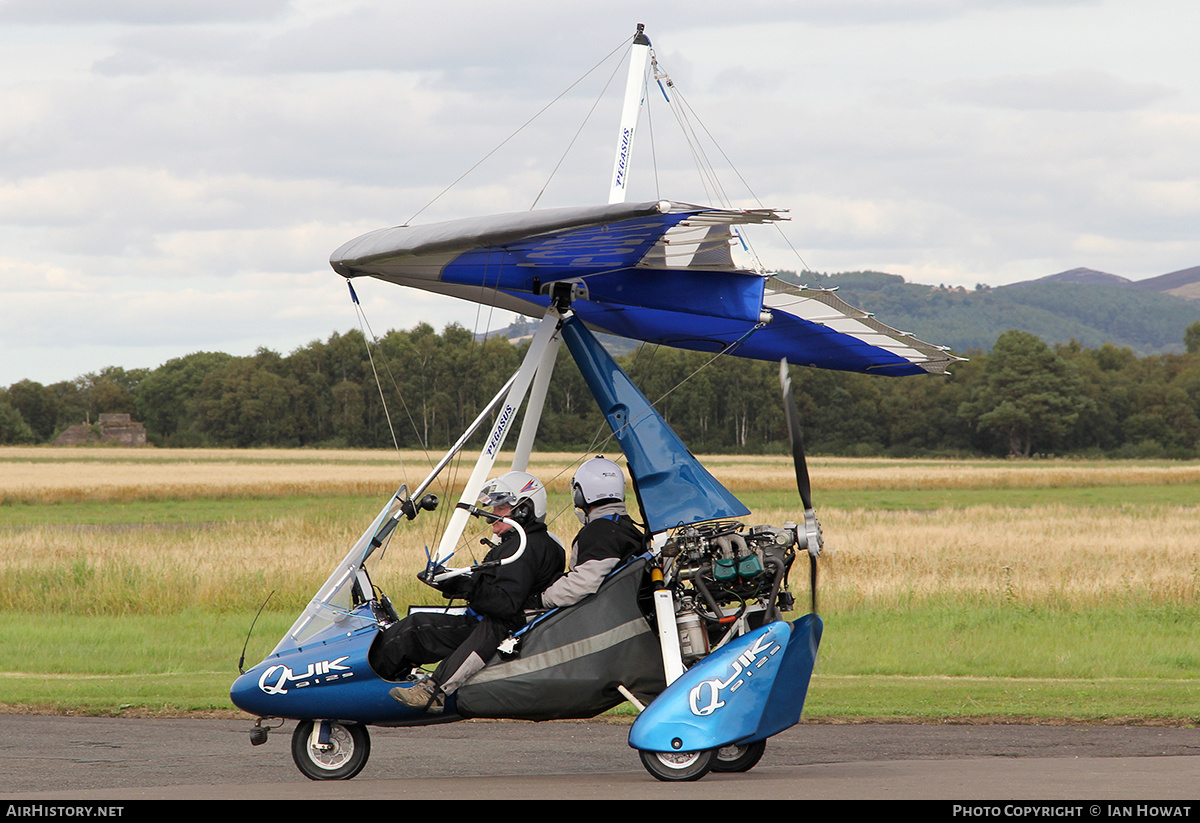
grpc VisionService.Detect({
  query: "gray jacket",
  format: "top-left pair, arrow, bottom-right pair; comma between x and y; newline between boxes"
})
539,502 -> 643,609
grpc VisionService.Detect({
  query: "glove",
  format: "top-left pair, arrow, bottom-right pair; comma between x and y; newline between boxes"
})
439,573 -> 472,599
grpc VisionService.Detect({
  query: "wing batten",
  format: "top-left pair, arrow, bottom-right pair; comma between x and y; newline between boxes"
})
761,280 -> 960,374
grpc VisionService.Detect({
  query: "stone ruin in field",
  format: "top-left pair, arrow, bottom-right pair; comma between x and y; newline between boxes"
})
54,413 -> 147,447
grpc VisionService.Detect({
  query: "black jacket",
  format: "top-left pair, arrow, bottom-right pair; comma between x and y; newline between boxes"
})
466,520 -> 565,629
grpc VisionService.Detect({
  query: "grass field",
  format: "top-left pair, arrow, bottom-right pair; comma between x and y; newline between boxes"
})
1,446 -> 1197,722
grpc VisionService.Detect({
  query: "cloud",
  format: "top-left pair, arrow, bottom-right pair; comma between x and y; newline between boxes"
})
2,0 -> 1199,388
0,0 -> 292,26
944,69 -> 1175,112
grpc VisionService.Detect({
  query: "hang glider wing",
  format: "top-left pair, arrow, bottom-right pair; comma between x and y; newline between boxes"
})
331,201 -> 961,377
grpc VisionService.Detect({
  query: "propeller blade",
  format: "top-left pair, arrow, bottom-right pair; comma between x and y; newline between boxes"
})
780,359 -> 822,613
779,359 -> 813,510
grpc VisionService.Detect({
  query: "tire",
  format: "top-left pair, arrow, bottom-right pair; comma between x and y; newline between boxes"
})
638,748 -> 714,782
711,739 -> 766,773
291,720 -> 371,780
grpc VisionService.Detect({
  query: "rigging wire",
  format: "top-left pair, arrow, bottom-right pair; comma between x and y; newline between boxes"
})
640,51 -> 818,277
489,43 -> 785,518
530,46 -> 628,210
573,319 -> 768,462
672,85 -> 815,274
535,315 -> 768,532
649,53 -> 727,208
497,314 -> 768,536
406,37 -> 632,226
348,282 -> 402,456
349,33 -> 806,541
645,71 -> 662,201
397,36 -> 645,549
453,247 -> 511,566
347,282 -> 458,543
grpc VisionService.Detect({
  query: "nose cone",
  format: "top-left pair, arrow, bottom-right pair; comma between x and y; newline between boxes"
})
230,666 -> 273,717
225,631 -> 404,724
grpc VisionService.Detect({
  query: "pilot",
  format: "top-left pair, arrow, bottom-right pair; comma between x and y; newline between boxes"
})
375,470 -> 565,712
529,456 -> 644,610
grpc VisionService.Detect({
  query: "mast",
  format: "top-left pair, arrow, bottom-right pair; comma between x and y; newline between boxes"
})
607,24 -> 652,205
431,309 -> 564,565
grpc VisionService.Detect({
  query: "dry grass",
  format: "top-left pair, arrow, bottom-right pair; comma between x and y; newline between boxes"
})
4,447 -> 1199,504
806,505 -> 1200,608
706,456 -> 1200,492
6,501 -> 1196,615
2,447 -> 1198,614
0,447 -> 443,504
0,448 -> 593,504
0,516 -> 460,615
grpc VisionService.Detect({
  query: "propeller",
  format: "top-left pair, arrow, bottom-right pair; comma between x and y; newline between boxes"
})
780,359 -> 822,613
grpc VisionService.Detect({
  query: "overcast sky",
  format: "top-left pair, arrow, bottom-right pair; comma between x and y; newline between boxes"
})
2,0 -> 1198,387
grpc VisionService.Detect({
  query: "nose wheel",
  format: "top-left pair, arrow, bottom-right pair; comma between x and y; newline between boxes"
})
291,719 -> 371,780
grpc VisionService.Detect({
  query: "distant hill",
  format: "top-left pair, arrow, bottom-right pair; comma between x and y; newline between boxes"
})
1130,265 -> 1200,301
1015,267 -> 1133,287
1016,265 -> 1200,301
775,267 -> 1200,356
481,266 -> 1199,358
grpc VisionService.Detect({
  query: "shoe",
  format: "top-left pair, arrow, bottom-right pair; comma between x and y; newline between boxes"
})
389,676 -> 445,713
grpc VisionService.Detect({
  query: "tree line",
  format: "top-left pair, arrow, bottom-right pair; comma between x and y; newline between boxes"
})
3,321 -> 1200,458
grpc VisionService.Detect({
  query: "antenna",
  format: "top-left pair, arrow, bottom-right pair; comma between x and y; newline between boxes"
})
237,590 -> 274,674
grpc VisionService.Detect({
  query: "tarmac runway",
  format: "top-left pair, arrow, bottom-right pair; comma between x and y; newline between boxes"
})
1,714 -> 1197,802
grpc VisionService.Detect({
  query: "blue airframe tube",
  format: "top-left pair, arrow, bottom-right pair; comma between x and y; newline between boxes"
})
560,314 -> 749,534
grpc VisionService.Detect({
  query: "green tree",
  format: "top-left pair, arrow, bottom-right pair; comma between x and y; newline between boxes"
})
136,352 -> 235,444
5,380 -> 60,441
0,393 -> 36,444
76,366 -> 146,418
878,359 -> 977,455
959,330 -> 1093,457
193,353 -> 306,447
1185,321 -> 1200,355
329,379 -> 367,446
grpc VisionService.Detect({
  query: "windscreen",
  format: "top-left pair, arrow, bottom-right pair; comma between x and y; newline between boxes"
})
269,490 -> 405,655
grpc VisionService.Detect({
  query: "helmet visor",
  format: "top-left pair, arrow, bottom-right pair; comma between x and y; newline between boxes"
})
477,479 -> 517,510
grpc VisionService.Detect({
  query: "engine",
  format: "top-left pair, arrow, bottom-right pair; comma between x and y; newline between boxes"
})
659,520 -> 797,662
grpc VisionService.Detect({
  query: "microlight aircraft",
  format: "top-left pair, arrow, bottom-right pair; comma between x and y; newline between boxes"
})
229,25 -> 958,782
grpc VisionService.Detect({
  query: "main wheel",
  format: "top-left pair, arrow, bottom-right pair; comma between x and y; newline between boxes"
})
711,739 -> 766,773
291,719 -> 371,780
638,748 -> 714,782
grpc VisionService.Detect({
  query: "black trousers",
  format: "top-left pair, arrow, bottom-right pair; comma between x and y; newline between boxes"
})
369,611 -> 510,695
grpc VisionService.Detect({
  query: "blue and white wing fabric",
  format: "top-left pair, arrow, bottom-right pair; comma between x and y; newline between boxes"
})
330,200 -> 959,376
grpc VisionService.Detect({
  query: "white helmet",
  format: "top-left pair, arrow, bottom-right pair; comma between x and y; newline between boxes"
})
572,456 -> 625,510
478,471 -> 547,525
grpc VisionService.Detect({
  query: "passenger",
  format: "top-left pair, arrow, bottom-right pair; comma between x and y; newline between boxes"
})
529,456 -> 644,610
374,471 -> 565,712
